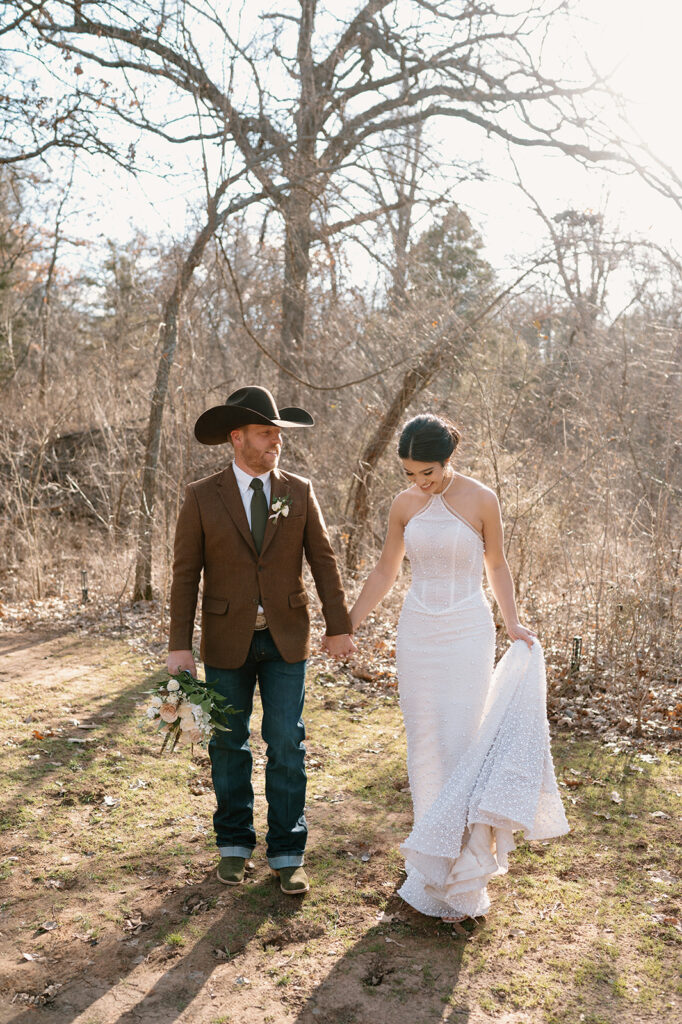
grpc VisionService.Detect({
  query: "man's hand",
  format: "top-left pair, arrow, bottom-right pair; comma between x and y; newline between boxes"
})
167,650 -> 197,676
321,633 -> 357,659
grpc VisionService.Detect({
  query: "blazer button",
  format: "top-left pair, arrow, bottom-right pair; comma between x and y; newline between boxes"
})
257,566 -> 263,572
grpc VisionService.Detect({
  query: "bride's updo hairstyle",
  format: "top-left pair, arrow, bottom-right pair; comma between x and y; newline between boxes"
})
398,414 -> 461,465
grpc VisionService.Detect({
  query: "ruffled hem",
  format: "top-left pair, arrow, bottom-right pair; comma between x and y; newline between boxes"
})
398,823 -> 515,918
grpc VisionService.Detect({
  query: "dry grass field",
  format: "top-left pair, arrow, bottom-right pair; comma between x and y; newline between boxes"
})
0,619 -> 679,1024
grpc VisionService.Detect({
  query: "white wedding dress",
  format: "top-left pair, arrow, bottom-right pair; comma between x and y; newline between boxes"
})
395,491 -> 569,918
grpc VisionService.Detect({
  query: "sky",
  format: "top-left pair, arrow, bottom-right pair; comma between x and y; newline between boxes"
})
457,0 -> 682,270
33,0 -> 682,287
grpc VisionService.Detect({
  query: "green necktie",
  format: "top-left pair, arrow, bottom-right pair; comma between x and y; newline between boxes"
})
249,478 -> 268,553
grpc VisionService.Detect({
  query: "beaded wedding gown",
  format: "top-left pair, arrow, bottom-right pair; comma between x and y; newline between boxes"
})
395,491 -> 569,918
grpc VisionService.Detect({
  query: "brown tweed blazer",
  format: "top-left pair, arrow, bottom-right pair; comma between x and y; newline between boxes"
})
168,464 -> 352,668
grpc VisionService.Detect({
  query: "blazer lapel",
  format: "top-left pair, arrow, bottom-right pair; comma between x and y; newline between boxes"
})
259,468 -> 286,558
216,465 -> 258,556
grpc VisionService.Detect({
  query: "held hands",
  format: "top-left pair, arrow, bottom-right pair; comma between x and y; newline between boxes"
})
167,650 -> 197,676
506,622 -> 536,649
321,633 -> 358,659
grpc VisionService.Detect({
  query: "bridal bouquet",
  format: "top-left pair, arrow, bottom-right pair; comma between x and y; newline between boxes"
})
143,671 -> 236,753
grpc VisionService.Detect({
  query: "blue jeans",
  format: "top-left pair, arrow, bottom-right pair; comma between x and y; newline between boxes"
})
205,629 -> 307,869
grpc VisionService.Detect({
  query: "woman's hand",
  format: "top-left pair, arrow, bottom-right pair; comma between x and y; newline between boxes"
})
506,622 -> 536,649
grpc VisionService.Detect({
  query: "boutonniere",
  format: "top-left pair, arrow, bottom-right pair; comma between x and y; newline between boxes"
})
269,495 -> 292,522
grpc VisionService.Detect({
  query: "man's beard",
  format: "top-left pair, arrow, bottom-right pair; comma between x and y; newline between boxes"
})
242,442 -> 279,474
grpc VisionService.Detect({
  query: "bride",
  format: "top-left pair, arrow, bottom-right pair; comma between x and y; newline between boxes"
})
350,413 -> 568,922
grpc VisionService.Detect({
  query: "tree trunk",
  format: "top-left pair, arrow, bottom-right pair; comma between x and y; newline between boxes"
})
278,0 -> 317,397
132,293 -> 181,601
344,259 -> 545,571
345,342 -> 448,572
132,192 -> 227,601
278,197 -> 313,396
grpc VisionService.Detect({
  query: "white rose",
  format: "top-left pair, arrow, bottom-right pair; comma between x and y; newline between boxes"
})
151,696 -> 163,707
281,506 -> 289,517
167,680 -> 181,691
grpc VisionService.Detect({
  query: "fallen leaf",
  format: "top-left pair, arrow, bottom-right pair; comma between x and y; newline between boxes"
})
123,917 -> 148,934
652,913 -> 680,926
351,666 -> 375,682
649,811 -> 670,820
102,796 -> 119,808
183,895 -> 212,915
610,791 -> 623,804
38,921 -> 59,932
189,782 -> 211,796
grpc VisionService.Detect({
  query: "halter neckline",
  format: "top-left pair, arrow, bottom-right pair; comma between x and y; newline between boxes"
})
407,491 -> 484,543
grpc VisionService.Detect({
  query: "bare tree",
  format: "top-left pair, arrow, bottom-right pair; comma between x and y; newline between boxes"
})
0,4 -> 123,165
133,178 -> 267,600
19,0 -> 628,387
10,0 -> 675,598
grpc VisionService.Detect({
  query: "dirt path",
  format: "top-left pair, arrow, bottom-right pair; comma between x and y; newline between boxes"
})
0,628 -> 679,1024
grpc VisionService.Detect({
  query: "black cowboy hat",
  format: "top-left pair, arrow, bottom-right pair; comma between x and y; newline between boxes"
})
194,385 -> 314,445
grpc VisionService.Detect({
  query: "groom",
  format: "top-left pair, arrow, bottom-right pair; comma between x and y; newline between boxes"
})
167,385 -> 356,894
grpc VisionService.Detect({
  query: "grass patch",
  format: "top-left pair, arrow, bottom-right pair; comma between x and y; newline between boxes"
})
0,630 -> 679,1024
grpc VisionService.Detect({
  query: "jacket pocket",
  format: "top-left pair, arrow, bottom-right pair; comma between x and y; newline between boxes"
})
288,590 -> 309,608
203,596 -> 229,615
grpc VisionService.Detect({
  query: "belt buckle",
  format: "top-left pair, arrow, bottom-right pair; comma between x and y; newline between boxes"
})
254,611 -> 268,631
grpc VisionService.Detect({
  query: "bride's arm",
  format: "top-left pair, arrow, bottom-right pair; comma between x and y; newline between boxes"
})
481,490 -> 536,648
349,496 -> 407,631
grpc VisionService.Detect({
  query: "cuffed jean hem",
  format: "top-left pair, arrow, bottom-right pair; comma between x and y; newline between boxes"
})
268,853 -> 305,869
218,845 -> 253,858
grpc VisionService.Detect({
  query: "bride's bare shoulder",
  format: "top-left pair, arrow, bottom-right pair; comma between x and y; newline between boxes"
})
391,485 -> 425,523
454,474 -> 498,506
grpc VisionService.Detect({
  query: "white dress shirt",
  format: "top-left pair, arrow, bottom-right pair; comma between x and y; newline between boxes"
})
232,462 -> 271,613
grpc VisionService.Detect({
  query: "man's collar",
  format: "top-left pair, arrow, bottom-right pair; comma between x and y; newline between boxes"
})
232,461 -> 271,493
